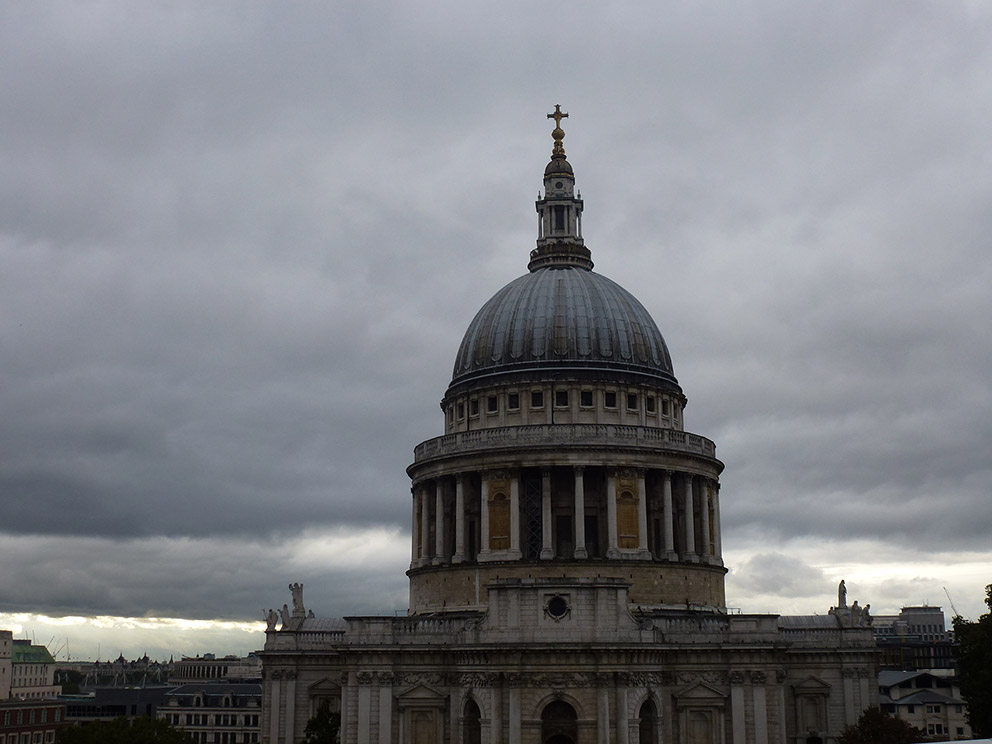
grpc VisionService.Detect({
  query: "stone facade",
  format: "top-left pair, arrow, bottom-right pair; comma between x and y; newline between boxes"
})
1,631 -> 11,701
260,111 -> 877,744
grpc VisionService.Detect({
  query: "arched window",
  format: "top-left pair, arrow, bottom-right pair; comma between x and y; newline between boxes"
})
542,700 -> 577,744
463,699 -> 481,744
638,699 -> 658,744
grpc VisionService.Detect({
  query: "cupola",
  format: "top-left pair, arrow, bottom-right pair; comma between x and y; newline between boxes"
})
530,105 -> 592,271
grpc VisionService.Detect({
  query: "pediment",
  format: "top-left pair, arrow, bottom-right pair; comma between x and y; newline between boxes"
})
793,675 -> 831,693
674,682 -> 727,703
397,683 -> 446,701
308,676 -> 342,695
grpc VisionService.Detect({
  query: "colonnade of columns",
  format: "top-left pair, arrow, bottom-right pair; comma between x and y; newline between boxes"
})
319,669 -> 795,744
411,466 -> 722,568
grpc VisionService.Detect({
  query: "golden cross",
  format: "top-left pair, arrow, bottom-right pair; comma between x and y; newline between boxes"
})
547,104 -> 568,129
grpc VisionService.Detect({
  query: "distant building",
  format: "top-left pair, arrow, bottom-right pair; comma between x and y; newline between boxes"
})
0,698 -> 68,744
61,686 -> 170,725
170,655 -> 262,685
0,631 -> 11,700
56,654 -> 174,688
878,670 -> 971,740
158,683 -> 262,744
872,606 -> 954,670
9,640 -> 60,700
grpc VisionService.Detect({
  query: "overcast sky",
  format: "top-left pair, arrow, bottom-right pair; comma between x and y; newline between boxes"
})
2,1 -> 990,661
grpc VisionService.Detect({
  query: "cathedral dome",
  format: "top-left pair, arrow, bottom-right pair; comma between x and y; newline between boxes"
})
449,264 -> 678,390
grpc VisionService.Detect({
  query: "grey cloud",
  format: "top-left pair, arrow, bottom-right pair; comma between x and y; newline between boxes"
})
732,553 -> 827,600
1,1 -> 990,630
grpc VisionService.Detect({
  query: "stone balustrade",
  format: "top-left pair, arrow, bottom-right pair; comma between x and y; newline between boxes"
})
413,423 -> 717,463
269,611 -> 823,651
778,626 -> 876,648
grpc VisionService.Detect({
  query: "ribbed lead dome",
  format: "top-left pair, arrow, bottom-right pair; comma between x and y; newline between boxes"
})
449,265 -> 677,389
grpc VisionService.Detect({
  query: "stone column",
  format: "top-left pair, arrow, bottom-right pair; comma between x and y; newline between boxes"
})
842,668 -> 857,726
454,474 -> 466,563
508,685 -> 521,744
357,672 -> 372,744
606,469 -> 620,558
729,671 -> 746,744
752,671 -> 768,744
699,481 -> 711,561
285,671 -> 297,744
509,472 -> 522,558
480,475 -> 491,557
683,474 -> 696,561
776,672 -> 788,744
268,672 -> 281,744
662,471 -> 676,559
597,683 -> 610,744
858,668 -> 871,716
378,673 -> 393,744
434,480 -> 445,565
636,469 -> 649,556
616,679 -> 629,744
573,466 -> 588,558
410,487 -> 419,564
541,469 -> 553,559
450,688 -> 460,744
421,483 -> 432,563
491,681 -> 503,744
712,483 -> 723,563
340,680 -> 350,744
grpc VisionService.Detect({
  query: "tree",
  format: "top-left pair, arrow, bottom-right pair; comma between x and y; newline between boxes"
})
56,669 -> 85,694
837,706 -> 927,744
57,715 -> 194,744
304,700 -> 341,744
954,582 -> 992,737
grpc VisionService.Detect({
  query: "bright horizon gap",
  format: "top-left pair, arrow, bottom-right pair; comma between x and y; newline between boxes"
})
0,612 -> 266,662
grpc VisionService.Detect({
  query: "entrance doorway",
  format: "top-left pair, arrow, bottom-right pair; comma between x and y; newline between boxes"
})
541,700 -> 577,744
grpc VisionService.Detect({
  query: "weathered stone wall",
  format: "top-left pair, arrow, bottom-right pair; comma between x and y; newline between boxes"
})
408,560 -> 727,612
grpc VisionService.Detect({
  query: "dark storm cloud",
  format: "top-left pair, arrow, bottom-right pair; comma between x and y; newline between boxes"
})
1,1 -> 990,632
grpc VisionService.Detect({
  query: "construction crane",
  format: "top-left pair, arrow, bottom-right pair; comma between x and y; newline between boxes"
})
943,586 -> 962,620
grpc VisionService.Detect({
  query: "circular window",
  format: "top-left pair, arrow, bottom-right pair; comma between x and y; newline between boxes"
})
555,181 -> 563,189
547,595 -> 569,619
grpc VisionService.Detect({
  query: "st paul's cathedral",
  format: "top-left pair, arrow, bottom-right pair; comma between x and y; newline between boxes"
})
260,108 -> 876,744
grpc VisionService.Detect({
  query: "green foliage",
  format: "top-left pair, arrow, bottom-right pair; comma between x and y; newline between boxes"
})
58,669 -> 85,694
57,715 -> 194,744
304,700 -> 341,744
837,706 -> 927,744
954,582 -> 992,737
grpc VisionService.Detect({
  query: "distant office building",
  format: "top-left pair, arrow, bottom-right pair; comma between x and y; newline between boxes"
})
61,686 -> 170,725
159,683 -> 262,744
0,699 -> 68,744
872,606 -> 954,670
878,670 -> 971,740
8,640 -> 59,700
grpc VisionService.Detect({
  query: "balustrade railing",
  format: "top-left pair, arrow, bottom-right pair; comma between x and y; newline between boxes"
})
414,423 -> 716,462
